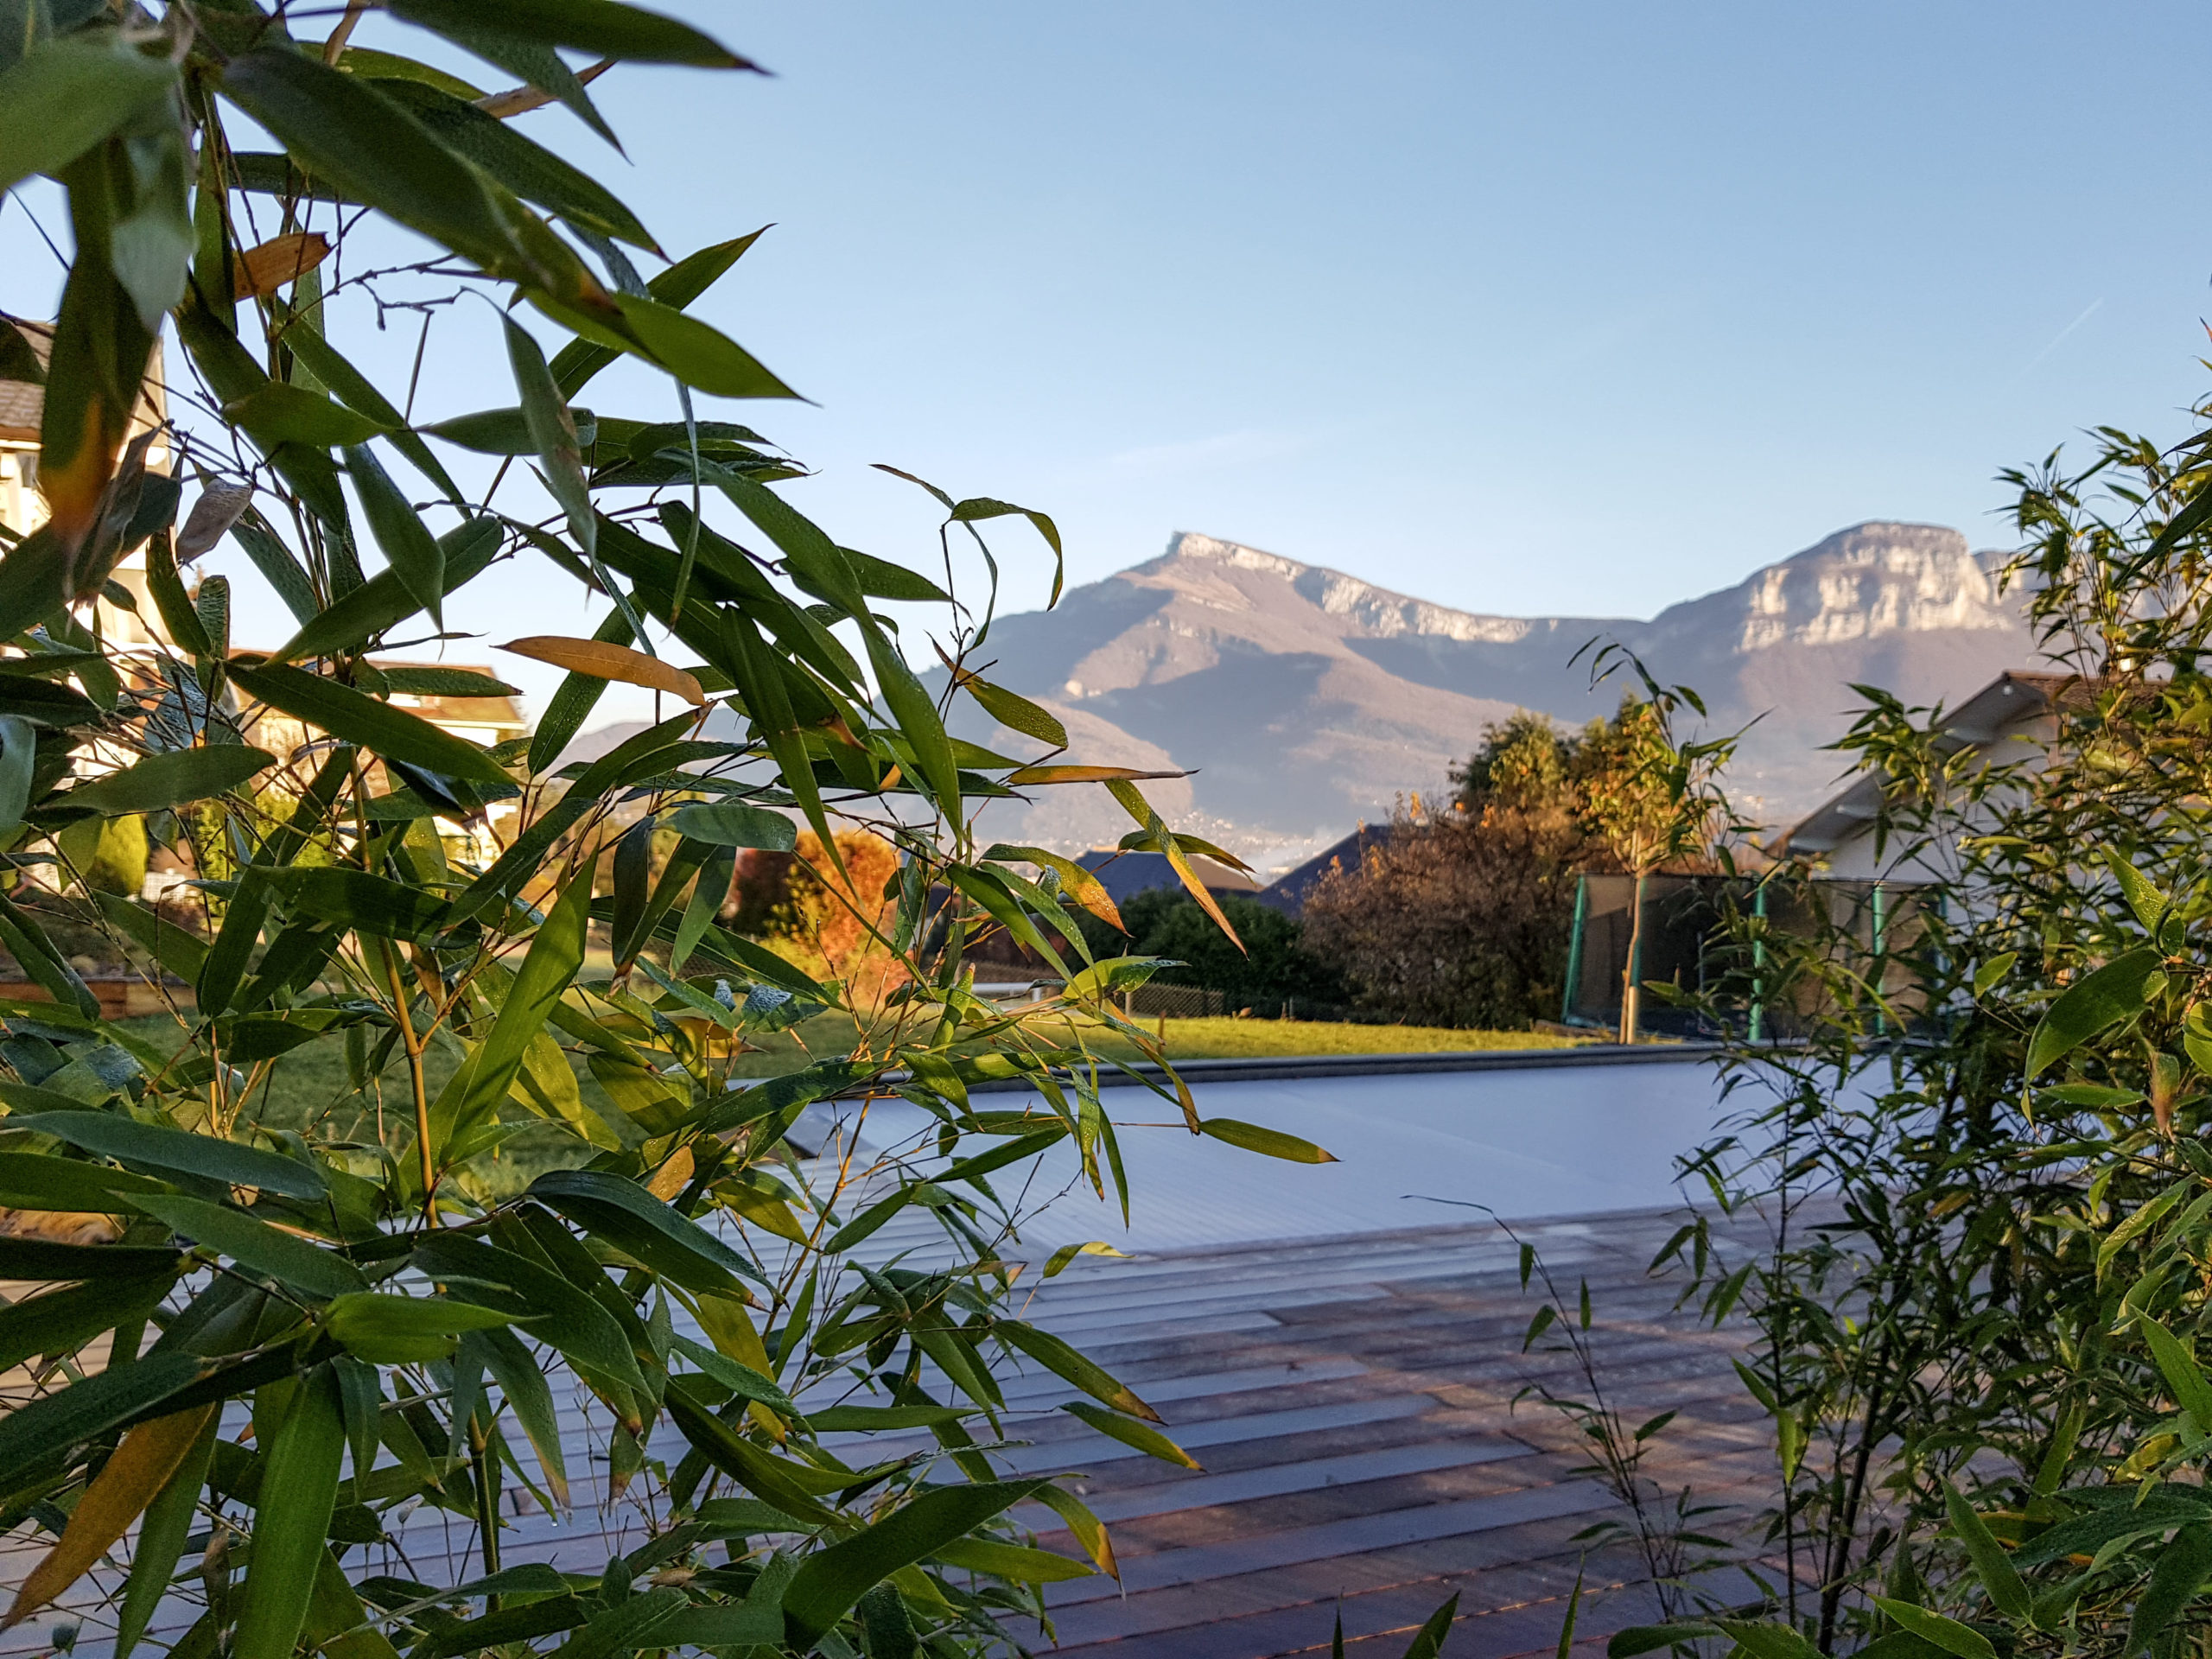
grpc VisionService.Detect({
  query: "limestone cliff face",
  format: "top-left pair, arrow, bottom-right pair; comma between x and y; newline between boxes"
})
941,523 -> 2034,865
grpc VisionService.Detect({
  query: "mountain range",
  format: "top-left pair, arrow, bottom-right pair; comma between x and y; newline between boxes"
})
572,521 -> 2037,873
929,522 -> 2035,869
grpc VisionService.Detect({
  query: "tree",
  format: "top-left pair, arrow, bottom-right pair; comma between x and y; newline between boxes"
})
1571,660 -> 1738,1041
1078,887 -> 1344,1012
1618,376 -> 2212,1657
0,9 -> 1320,1653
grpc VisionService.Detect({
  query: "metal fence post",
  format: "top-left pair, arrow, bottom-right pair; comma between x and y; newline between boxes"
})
1560,874 -> 1588,1026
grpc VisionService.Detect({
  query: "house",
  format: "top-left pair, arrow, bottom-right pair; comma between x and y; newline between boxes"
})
1250,822 -> 1395,916
1777,669 -> 2075,879
1074,847 -> 1261,908
3,327 -> 528,887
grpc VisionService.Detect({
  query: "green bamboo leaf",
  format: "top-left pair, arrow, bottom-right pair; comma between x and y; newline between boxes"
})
324,1293 -> 518,1364
504,313 -> 597,565
219,48 -> 591,296
232,1370 -> 345,1659
344,443 -> 445,628
2027,945 -> 2164,1077
660,1378 -> 837,1523
664,798 -> 798,850
608,292 -> 799,398
410,1235 -> 643,1391
391,0 -> 755,65
964,677 -> 1067,747
552,231 -> 764,396
1973,951 -> 2017,997
130,1193 -> 366,1300
930,1536 -> 1093,1582
1197,1116 -> 1338,1164
995,1319 -> 1159,1421
1061,1402 -> 1201,1468
0,1150 -> 169,1216
0,1352 -> 210,1485
277,322 -> 461,502
422,406 -> 596,455
435,868 -> 590,1154
528,1168 -> 767,1293
264,866 -> 451,942
1403,1592 -> 1463,1659
0,1235 -> 180,1280
229,661 -> 512,785
62,746 -> 276,817
2125,1524 -> 2212,1659
1713,1621 -> 1824,1659
1868,1599 -> 1994,1659
666,1332 -> 800,1416
379,667 -> 522,697
474,1328 -> 569,1508
0,715 -> 33,833
0,891 -> 98,1017
2139,1313 -> 2212,1432
1941,1483 -> 2030,1618
671,842 -> 734,971
1607,1627 -> 1723,1658
780,1480 -> 1050,1643
0,31 -> 177,194
271,516 -> 501,663
373,78 -> 657,250
113,1408 -> 218,1659
0,1273 -> 173,1375
2105,848 -> 2174,937
224,382 -> 389,448
19,1111 -> 326,1199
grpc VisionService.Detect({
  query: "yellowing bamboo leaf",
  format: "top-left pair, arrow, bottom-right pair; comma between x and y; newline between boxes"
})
3,1403 -> 216,1630
1006,764 -> 1187,786
232,232 -> 330,300
499,635 -> 704,707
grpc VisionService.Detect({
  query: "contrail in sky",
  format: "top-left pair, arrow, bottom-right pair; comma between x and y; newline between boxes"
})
2008,299 -> 2104,386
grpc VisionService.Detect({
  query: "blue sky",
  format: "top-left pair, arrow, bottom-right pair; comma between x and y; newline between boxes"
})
10,2 -> 2212,722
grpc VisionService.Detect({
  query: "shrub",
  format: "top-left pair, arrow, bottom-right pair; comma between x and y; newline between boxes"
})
0,10 -> 1321,1655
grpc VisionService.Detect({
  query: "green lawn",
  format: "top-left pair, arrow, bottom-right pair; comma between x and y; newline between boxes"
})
105,1008 -> 1582,1156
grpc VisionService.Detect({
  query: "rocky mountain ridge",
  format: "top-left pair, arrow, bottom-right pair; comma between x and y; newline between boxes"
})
570,521 -> 2037,872
937,522 -> 2033,868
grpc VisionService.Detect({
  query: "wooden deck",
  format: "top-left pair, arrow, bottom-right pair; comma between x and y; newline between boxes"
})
982,1204 -> 1778,1656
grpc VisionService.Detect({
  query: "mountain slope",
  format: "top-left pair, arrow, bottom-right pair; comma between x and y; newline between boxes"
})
939,523 -> 2032,865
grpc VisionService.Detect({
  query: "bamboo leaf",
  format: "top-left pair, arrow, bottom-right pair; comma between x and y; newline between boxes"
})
1867,1599 -> 1994,1659
325,1294 -> 518,1363
529,1168 -> 767,1293
435,867 -> 590,1155
664,798 -> 796,849
113,1408 -> 219,1659
130,1193 -> 366,1299
1197,1117 -> 1338,1164
1061,1402 -> 1201,1468
2124,1522 -> 2212,1656
224,382 -> 389,448
1941,1482 -> 2030,1619
996,1319 -> 1159,1421
0,31 -> 176,195
229,661 -> 512,785
19,1110 -> 326,1198
2026,945 -> 2163,1077
781,1480 -> 1048,1643
390,0 -> 756,67
345,443 -> 445,628
233,1370 -> 345,1659
63,746 -> 276,817
264,867 -> 452,941
0,1351 -> 210,1485
2,1403 -> 216,1631
499,633 -> 702,705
